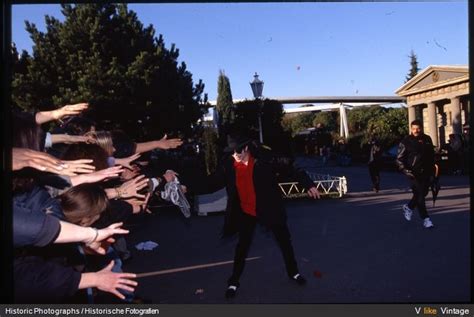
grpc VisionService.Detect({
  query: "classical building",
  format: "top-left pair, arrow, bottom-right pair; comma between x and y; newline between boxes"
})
395,65 -> 469,148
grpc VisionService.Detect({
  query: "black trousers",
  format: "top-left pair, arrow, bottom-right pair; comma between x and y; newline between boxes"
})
408,176 -> 430,219
368,161 -> 380,190
228,213 -> 299,286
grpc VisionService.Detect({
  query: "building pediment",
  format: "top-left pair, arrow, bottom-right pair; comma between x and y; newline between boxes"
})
395,65 -> 468,96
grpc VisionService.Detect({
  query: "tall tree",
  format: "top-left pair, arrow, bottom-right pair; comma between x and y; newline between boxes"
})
215,70 -> 235,137
346,105 -> 407,150
347,105 -> 385,133
233,99 -> 291,155
202,126 -> 219,175
12,3 -> 206,140
366,107 -> 407,146
312,111 -> 339,133
282,112 -> 316,136
405,50 -> 420,83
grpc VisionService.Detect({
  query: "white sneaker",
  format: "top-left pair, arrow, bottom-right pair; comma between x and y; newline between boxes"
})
402,204 -> 413,221
423,218 -> 434,229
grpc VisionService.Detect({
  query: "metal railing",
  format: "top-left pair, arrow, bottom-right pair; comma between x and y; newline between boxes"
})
278,173 -> 347,199
195,173 -> 348,216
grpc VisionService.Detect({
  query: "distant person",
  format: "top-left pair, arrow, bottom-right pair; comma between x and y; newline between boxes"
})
315,123 -> 331,165
336,138 -> 351,167
396,120 -> 435,229
446,134 -> 463,175
462,125 -> 469,147
462,125 -> 470,173
367,137 -> 382,192
187,134 -> 321,299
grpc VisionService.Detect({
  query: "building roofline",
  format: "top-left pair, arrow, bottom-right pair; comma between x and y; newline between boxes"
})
395,65 -> 469,94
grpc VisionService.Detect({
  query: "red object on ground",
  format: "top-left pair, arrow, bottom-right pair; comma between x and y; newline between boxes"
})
313,270 -> 322,278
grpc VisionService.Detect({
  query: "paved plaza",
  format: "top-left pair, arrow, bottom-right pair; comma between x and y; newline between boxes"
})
123,161 -> 470,303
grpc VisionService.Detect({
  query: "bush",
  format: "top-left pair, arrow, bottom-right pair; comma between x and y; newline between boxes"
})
202,127 -> 219,175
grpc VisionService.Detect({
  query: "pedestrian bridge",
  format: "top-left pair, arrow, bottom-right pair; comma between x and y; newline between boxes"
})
207,95 -> 405,107
204,95 -> 406,139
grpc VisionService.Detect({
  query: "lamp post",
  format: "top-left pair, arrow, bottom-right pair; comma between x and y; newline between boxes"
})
250,72 -> 264,143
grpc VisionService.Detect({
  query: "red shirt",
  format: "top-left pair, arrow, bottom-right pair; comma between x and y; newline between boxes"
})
234,155 -> 257,217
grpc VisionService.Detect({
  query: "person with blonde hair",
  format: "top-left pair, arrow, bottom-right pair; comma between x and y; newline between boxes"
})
86,131 -> 141,169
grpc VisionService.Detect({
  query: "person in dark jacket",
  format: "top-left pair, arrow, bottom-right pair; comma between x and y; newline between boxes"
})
396,120 -> 435,229
368,137 -> 382,192
189,135 -> 321,298
13,180 -> 137,303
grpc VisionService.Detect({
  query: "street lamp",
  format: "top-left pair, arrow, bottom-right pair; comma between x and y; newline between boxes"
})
250,72 -> 264,143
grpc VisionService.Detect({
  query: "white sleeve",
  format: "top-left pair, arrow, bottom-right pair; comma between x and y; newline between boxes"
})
151,177 -> 160,191
44,132 -> 53,149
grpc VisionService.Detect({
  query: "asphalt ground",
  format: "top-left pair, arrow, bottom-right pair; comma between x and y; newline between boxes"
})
122,161 -> 470,303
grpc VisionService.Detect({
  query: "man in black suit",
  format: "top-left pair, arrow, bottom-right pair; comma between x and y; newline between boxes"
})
396,120 -> 435,229
191,135 -> 320,298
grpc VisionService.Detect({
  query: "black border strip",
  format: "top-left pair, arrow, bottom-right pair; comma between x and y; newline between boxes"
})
2,0 -> 472,306
1,0 -> 14,305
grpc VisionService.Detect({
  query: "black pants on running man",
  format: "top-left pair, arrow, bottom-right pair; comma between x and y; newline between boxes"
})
227,213 -> 299,287
407,176 -> 430,219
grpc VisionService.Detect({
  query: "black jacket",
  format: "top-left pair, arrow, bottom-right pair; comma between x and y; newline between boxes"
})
13,186 -> 62,248
368,141 -> 382,164
191,151 -> 315,237
12,184 -> 86,303
396,134 -> 435,178
14,255 -> 82,303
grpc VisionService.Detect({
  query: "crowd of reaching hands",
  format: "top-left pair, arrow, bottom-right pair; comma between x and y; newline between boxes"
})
12,102 -> 184,303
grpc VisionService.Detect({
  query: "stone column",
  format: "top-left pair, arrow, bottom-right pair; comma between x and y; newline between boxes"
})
408,104 -> 416,127
451,96 -> 462,135
427,102 -> 439,148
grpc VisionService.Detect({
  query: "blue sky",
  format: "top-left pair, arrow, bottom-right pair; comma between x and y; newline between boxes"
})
12,2 -> 468,106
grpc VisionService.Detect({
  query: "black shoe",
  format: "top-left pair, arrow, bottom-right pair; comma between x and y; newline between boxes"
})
291,273 -> 307,285
225,285 -> 238,299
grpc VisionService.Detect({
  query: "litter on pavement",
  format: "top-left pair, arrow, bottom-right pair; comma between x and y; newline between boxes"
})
194,289 -> 204,295
135,241 -> 159,251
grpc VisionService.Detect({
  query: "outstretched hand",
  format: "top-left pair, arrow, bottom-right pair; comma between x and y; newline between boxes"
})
63,134 -> 96,144
116,153 -> 141,170
94,261 -> 138,300
158,134 -> 183,150
12,148 -> 64,172
71,166 -> 123,185
118,174 -> 149,199
12,148 -> 95,177
307,187 -> 321,199
83,237 -> 115,255
53,103 -> 89,120
85,221 -> 129,255
60,159 -> 96,176
125,193 -> 152,214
